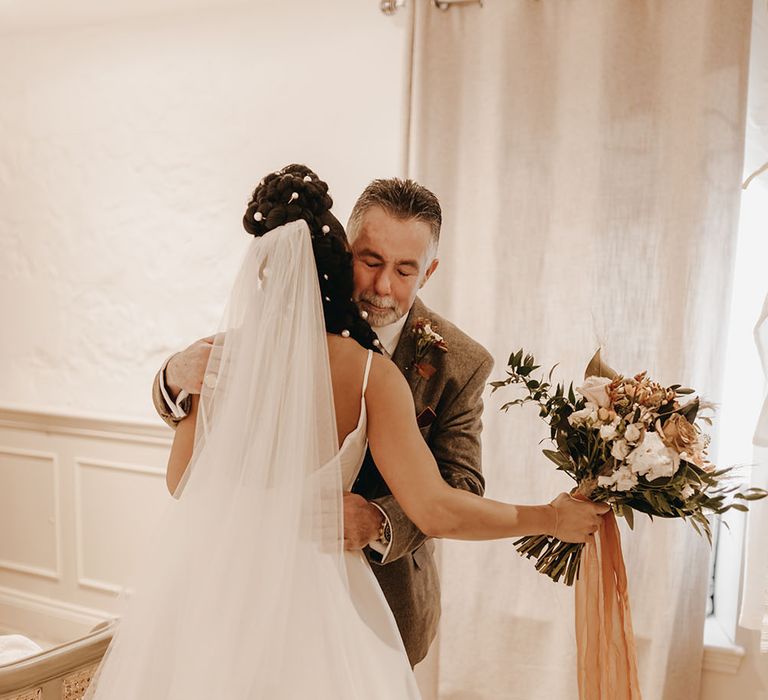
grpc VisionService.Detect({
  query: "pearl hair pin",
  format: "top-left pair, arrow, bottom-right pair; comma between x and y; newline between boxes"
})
289,192 -> 299,203
325,296 -> 331,302
360,310 -> 369,320
341,330 -> 350,338
323,274 -> 329,280
322,225 -> 330,234
253,212 -> 263,221
303,175 -> 312,182
372,339 -> 381,348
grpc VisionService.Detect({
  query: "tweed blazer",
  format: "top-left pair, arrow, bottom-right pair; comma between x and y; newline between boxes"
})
352,297 -> 493,665
151,296 -> 493,667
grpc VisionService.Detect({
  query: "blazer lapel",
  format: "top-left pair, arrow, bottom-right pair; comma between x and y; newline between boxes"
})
390,297 -> 429,401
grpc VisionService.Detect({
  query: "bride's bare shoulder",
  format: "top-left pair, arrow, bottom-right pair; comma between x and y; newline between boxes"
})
367,353 -> 410,401
326,334 -> 369,362
326,337 -> 376,388
326,338 -> 404,392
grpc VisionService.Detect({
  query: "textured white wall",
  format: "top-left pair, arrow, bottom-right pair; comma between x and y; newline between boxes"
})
0,1 -> 409,420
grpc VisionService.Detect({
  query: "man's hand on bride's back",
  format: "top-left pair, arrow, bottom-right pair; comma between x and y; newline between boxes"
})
550,492 -> 611,544
343,492 -> 384,550
166,335 -> 217,397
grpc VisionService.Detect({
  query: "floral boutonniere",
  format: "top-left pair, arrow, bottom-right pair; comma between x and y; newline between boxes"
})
412,318 -> 448,380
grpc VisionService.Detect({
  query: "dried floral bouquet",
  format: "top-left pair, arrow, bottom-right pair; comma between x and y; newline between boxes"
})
492,350 -> 767,585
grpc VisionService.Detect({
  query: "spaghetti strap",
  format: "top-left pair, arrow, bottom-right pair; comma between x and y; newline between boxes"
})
361,349 -> 374,396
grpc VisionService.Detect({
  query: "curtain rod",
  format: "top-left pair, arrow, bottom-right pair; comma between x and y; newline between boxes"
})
380,0 -> 483,15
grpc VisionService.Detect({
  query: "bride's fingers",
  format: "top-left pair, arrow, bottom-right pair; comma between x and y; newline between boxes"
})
566,491 -> 611,515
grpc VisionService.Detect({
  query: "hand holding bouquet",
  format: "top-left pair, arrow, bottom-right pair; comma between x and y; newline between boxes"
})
492,349 -> 767,586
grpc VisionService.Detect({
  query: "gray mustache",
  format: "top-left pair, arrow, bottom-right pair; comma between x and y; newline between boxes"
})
359,295 -> 397,310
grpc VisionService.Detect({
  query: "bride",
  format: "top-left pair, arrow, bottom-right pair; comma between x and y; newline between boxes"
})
85,165 -> 606,699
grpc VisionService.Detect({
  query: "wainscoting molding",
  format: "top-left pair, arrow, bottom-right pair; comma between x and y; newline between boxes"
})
0,405 -> 172,646
0,447 -> 62,583
72,458 -> 165,595
0,405 -> 172,448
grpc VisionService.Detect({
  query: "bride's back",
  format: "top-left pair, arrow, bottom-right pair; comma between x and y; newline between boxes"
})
327,335 -> 371,448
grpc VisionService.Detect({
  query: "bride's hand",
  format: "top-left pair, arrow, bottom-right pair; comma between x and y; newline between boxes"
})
549,492 -> 610,543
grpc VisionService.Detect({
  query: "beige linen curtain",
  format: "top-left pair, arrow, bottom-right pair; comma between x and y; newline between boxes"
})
740,0 -> 768,653
407,1 -> 752,698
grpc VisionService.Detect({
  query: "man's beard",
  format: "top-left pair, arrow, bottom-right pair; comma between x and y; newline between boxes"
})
355,292 -> 404,327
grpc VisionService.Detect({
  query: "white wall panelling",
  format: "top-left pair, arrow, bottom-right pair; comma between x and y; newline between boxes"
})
0,406 -> 172,645
73,458 -> 166,595
0,447 -> 61,583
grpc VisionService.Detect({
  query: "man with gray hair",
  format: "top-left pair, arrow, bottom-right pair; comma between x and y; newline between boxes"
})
152,177 -> 493,666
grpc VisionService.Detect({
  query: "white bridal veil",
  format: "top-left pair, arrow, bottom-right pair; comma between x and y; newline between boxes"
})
85,221 -> 401,698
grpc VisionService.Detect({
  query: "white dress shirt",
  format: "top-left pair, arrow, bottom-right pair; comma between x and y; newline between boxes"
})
373,313 -> 409,358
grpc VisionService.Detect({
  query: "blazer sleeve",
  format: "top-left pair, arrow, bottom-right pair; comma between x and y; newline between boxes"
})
368,352 -> 494,564
152,367 -> 191,429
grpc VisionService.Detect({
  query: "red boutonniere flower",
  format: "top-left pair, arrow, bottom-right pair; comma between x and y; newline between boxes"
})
412,318 -> 448,380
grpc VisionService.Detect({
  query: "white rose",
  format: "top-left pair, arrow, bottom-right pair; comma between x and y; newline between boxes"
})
597,471 -> 616,488
599,420 -> 620,441
614,466 -> 638,492
626,431 -> 680,480
576,376 -> 612,409
647,457 -> 679,481
624,423 -> 642,444
611,438 -> 631,461
598,464 -> 637,492
568,403 -> 599,427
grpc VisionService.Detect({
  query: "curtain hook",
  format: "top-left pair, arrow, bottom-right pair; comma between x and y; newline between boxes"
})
380,0 -> 406,15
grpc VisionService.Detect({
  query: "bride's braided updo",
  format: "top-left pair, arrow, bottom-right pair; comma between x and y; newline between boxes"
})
242,164 -> 382,353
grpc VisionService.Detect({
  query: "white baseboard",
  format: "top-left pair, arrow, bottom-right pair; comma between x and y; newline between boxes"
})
0,586 -> 115,646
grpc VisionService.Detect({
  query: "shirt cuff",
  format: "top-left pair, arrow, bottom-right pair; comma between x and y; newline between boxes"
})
367,502 -> 393,562
160,356 -> 190,420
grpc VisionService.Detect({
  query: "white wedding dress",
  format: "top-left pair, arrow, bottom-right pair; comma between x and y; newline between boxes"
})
85,221 -> 421,699
338,350 -> 422,695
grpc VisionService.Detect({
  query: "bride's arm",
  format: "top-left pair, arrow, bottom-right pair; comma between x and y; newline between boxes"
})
166,395 -> 199,495
366,357 -> 606,542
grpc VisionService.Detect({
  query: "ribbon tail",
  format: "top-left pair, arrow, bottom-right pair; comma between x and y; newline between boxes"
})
575,511 -> 642,699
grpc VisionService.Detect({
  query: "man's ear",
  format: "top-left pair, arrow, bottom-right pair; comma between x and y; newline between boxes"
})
419,258 -> 439,289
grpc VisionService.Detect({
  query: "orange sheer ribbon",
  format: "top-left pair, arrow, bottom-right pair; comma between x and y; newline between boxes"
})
575,509 -> 642,700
